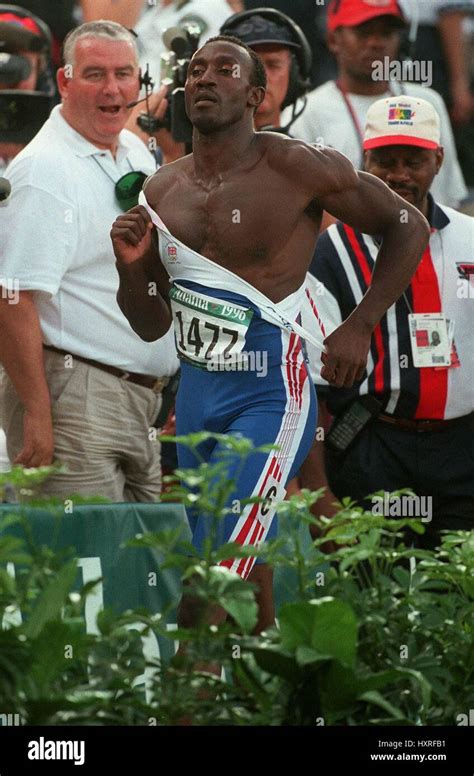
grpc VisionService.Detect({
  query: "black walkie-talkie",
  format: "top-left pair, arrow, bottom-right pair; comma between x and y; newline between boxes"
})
326,395 -> 383,452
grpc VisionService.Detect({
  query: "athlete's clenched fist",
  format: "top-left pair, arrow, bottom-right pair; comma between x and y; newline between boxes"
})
111,205 -> 154,265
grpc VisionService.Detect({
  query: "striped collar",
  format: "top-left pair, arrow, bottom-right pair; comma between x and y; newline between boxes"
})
427,193 -> 450,231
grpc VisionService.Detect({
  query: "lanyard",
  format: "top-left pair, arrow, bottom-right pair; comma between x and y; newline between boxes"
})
92,155 -> 134,184
335,80 -> 365,147
335,80 -> 398,166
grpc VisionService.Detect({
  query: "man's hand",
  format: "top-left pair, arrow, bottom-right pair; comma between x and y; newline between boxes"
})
125,85 -> 186,163
15,409 -> 54,468
125,84 -> 168,143
321,317 -> 371,388
111,205 -> 154,265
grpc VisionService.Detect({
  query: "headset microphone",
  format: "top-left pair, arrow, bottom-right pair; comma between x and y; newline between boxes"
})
127,65 -> 155,108
126,96 -> 148,109
220,8 -> 312,113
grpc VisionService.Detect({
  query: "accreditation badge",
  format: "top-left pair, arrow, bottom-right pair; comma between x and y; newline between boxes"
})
408,313 -> 451,368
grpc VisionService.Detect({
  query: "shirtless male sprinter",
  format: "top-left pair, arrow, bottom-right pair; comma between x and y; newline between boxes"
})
111,35 -> 430,634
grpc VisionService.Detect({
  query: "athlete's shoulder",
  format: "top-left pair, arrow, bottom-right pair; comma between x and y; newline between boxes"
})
262,133 -> 358,193
260,132 -> 346,168
143,153 -> 193,205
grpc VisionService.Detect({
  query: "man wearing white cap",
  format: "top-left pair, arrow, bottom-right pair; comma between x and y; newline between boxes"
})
301,95 -> 474,548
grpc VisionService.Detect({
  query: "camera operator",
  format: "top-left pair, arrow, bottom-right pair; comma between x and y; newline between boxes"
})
0,4 -> 54,173
125,20 -> 221,152
124,82 -> 186,163
220,7 -> 312,134
221,8 -> 336,236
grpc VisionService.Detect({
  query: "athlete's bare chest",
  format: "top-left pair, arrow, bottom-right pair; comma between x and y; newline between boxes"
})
156,172 -> 305,266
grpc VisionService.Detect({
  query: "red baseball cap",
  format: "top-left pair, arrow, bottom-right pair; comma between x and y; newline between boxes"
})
327,0 -> 406,32
0,11 -> 44,52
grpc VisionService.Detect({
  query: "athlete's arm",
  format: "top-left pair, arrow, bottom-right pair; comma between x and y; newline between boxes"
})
286,143 -> 430,387
320,163 -> 430,386
111,204 -> 172,342
315,149 -> 430,324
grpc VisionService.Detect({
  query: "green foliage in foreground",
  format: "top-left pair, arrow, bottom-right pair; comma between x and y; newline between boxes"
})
0,434 -> 473,726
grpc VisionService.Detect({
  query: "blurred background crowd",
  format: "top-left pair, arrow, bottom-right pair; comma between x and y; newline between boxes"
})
1,1 -> 473,183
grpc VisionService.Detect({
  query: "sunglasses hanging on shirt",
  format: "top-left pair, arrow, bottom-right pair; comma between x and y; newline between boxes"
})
115,170 -> 148,211
92,156 -> 148,212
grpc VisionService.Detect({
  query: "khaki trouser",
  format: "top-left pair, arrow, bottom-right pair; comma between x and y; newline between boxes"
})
0,350 -> 163,502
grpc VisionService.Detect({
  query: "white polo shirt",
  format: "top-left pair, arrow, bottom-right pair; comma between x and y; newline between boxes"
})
399,0 -> 470,25
135,0 -> 233,85
0,105 -> 178,377
289,80 -> 468,210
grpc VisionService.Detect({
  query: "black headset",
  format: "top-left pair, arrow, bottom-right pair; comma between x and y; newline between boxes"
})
220,7 -> 312,110
0,4 -> 54,94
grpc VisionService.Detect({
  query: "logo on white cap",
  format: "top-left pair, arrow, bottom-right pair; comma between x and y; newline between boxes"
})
363,95 -> 441,150
388,103 -> 415,126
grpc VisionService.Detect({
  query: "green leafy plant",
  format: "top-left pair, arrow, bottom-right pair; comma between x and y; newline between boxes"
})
0,443 -> 472,726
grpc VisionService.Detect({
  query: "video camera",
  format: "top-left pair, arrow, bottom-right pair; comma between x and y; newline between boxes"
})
0,89 -> 51,143
137,23 -> 202,146
0,5 -> 55,145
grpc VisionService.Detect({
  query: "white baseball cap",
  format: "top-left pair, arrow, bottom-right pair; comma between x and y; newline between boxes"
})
363,95 -> 441,151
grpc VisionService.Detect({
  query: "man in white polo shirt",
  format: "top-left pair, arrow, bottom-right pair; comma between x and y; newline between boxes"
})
300,95 -> 474,547
0,20 -> 178,501
290,0 -> 467,210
